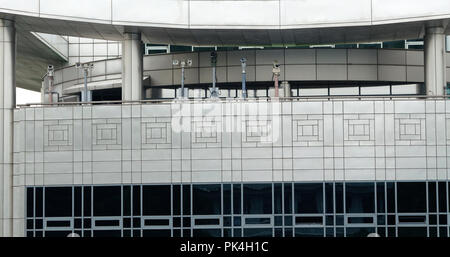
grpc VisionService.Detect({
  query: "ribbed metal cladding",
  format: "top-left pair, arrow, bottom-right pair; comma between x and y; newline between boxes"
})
0,19 -> 16,237
122,32 -> 143,101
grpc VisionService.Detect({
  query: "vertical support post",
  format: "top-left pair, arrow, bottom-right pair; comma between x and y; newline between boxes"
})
240,58 -> 247,99
274,75 -> 279,98
0,19 -> 15,237
83,68 -> 88,101
424,26 -> 446,96
181,64 -> 185,98
122,32 -> 143,101
210,51 -> 219,98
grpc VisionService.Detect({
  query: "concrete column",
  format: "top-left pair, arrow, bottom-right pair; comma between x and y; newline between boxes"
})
424,26 -> 447,95
122,32 -> 143,101
0,19 -> 15,237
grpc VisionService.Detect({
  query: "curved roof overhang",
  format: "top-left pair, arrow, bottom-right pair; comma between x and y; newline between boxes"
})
0,0 -> 449,45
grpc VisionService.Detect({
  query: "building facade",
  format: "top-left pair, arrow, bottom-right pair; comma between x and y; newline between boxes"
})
1,0 -> 450,237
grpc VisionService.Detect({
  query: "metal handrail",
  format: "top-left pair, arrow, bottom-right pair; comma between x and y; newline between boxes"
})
16,94 -> 450,108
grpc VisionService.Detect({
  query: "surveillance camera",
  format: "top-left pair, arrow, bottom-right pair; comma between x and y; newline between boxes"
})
210,51 -> 217,59
240,58 -> 247,63
75,62 -> 82,68
273,61 -> 280,68
89,63 -> 94,68
172,59 -> 179,66
187,59 -> 193,66
180,60 -> 186,66
47,65 -> 54,71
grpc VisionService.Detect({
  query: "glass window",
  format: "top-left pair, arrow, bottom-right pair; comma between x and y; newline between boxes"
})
133,186 -> 140,216
27,188 -> 34,218
274,184 -> 282,214
243,184 -> 272,214
397,227 -> 427,237
376,182 -> 385,213
36,188 -> 43,218
346,227 -> 375,237
346,183 -> 374,213
295,183 -> 323,214
183,185 -> 191,215
429,182 -> 437,212
193,229 -> 221,237
438,182 -> 447,213
173,185 -> 180,215
193,184 -> 221,215
325,183 -> 334,213
93,186 -> 121,216
295,228 -> 324,237
223,184 -> 231,215
233,184 -> 241,215
386,182 -> 395,213
74,187 -> 82,217
397,182 -> 426,213
83,187 -> 91,216
123,186 -> 131,216
243,228 -> 272,237
143,185 -> 171,216
382,40 -> 405,49
45,187 -> 72,217
284,183 -> 292,214
335,183 -> 344,213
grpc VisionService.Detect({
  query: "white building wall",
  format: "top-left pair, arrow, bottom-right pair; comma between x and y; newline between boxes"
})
13,100 -> 450,187
12,99 -> 450,235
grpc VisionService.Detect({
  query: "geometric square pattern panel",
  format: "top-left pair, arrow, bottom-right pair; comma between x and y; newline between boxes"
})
142,119 -> 172,149
343,116 -> 374,145
92,119 -> 121,149
293,116 -> 323,145
242,117 -> 272,143
394,114 -> 425,145
192,117 -> 220,145
43,120 -> 73,151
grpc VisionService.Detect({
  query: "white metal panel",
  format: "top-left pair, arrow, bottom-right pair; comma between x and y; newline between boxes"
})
280,0 -> 372,27
40,0 -> 111,22
372,0 -> 450,24
0,0 -> 39,16
112,0 -> 189,27
189,0 -> 279,28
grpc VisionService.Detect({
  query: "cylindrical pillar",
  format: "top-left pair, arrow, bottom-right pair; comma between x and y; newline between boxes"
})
122,32 -> 143,101
424,26 -> 446,96
0,19 -> 15,237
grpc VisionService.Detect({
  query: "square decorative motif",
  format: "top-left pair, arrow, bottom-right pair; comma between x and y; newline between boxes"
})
192,117 -> 219,144
142,121 -> 171,145
92,121 -> 121,147
344,118 -> 374,142
243,117 -> 272,143
394,115 -> 425,144
44,121 -> 73,150
293,119 -> 322,143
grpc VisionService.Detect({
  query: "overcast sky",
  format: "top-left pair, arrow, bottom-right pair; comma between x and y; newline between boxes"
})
16,88 -> 41,105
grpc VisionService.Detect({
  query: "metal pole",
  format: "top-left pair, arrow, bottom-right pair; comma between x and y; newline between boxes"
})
83,68 -> 88,102
212,65 -> 216,91
241,58 -> 247,99
210,51 -> 218,98
181,64 -> 185,98
274,74 -> 279,97
242,72 -> 247,99
48,75 -> 53,103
